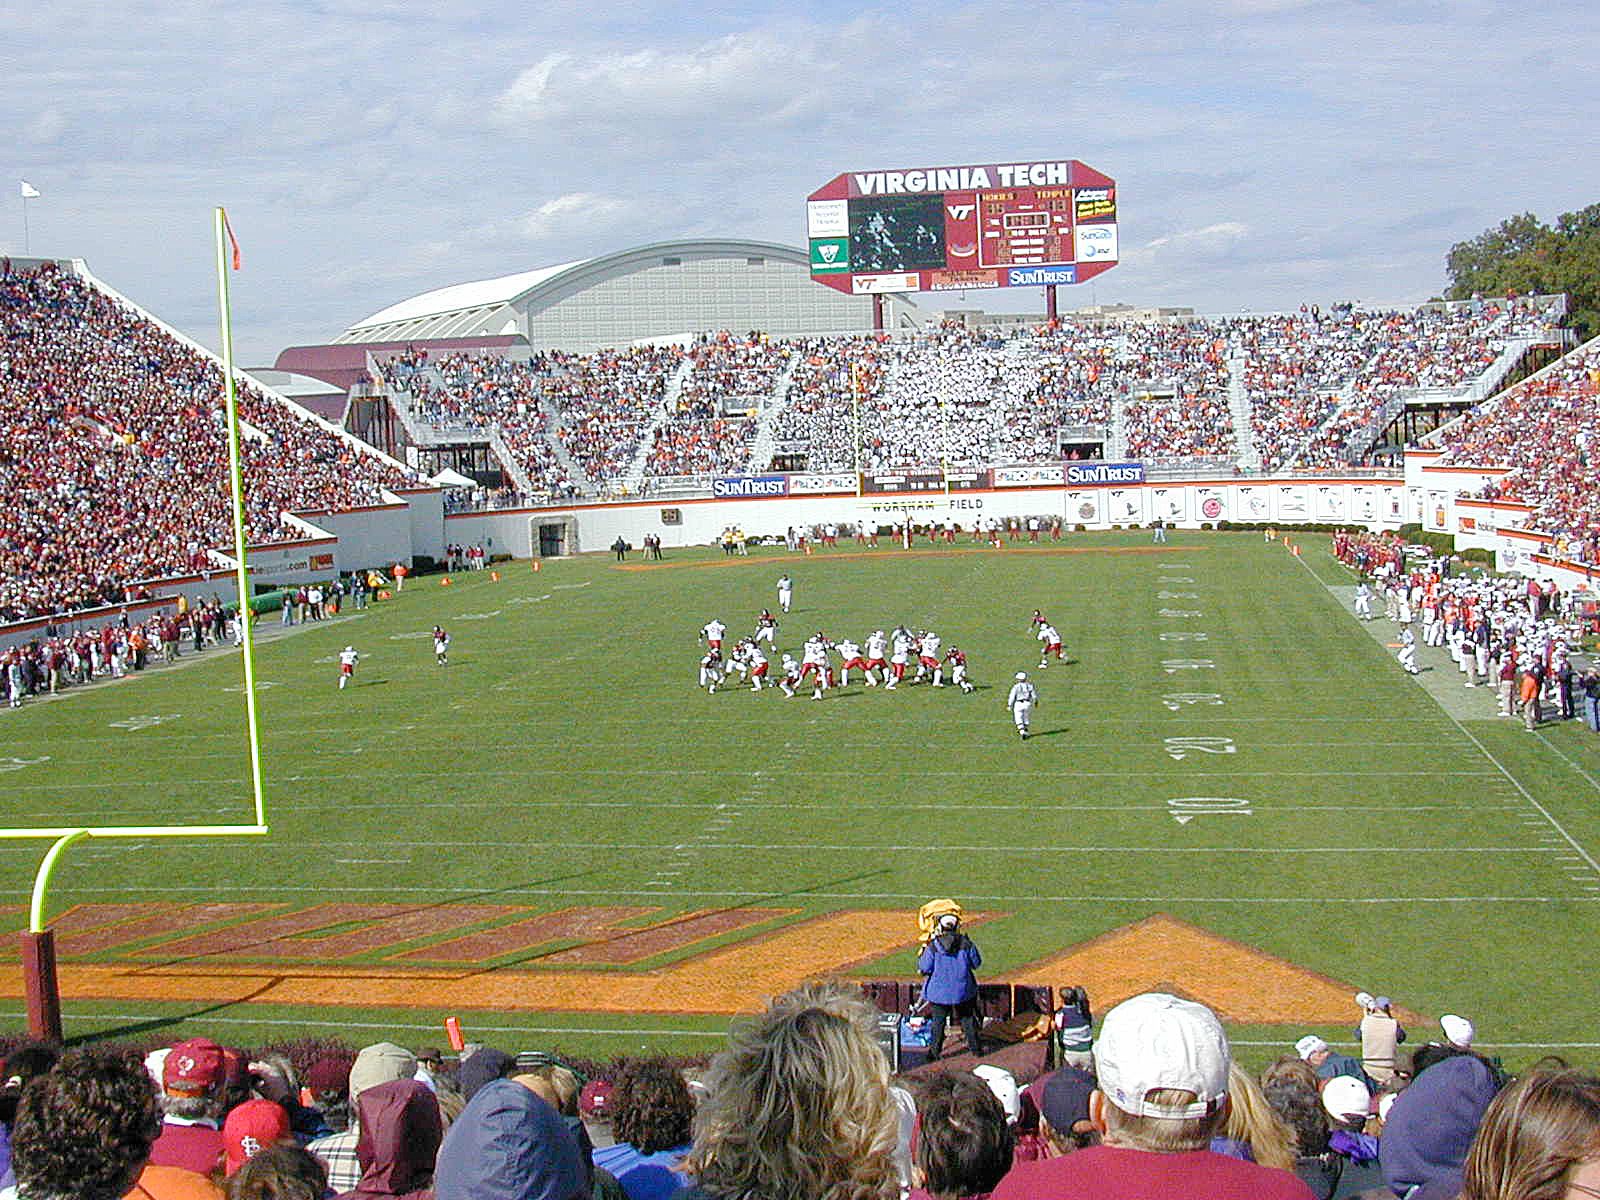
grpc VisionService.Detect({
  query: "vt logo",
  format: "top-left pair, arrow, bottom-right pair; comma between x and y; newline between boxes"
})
947,204 -> 974,220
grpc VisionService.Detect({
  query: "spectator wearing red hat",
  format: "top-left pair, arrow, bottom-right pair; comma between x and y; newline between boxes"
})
150,1039 -> 228,1175
223,1100 -> 291,1177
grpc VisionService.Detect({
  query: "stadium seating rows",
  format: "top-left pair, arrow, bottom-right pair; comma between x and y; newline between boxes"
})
0,262 -> 416,621
1,254 -> 1577,621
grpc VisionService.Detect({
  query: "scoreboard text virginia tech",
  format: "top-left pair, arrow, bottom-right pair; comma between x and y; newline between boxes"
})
806,159 -> 1118,295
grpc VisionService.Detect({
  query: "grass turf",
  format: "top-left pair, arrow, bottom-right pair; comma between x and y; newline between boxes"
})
2,531 -> 1598,1068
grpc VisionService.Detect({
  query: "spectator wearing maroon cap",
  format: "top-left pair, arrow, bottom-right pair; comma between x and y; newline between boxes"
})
150,1040 -> 228,1175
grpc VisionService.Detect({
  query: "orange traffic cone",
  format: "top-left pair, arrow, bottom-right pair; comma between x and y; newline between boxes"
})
441,576 -> 452,586
490,570 -> 500,582
533,561 -> 541,572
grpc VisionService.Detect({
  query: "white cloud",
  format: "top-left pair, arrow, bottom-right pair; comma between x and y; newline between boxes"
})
522,193 -> 625,239
1142,223 -> 1251,255
496,32 -> 822,128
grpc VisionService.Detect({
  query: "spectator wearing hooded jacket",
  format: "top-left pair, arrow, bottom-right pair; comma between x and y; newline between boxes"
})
1380,1053 -> 1503,1200
333,1079 -> 441,1200
434,1079 -> 586,1200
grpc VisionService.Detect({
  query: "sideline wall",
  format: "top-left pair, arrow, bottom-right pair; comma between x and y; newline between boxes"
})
515,476 -> 1412,554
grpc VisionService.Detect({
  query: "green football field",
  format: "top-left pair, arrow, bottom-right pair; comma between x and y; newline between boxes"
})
2,531 -> 1598,1070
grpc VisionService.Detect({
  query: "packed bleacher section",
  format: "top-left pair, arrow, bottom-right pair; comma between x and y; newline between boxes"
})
0,261 -> 417,622
1236,300 -> 1545,472
376,299 -> 1560,495
2,977 -> 1580,1200
643,332 -> 787,476
1436,341 -> 1600,551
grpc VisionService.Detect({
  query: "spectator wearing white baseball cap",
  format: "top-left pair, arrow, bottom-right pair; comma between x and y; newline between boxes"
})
992,993 -> 1315,1199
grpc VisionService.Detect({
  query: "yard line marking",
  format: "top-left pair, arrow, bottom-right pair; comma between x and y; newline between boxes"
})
46,840 -> 1563,854
0,1010 -> 729,1038
19,885 -> 1600,903
0,769 -> 1508,793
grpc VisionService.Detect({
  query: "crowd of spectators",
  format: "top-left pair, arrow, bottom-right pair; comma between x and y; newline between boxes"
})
1232,301 -> 1550,472
1,981 -> 1589,1200
0,261 -> 416,622
1437,344 -> 1600,550
644,333 -> 786,476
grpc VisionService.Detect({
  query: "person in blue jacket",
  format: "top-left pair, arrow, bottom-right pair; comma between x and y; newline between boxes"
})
917,913 -> 984,1060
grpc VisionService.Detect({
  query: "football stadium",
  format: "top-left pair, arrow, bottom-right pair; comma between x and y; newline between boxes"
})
8,129 -> 1600,1200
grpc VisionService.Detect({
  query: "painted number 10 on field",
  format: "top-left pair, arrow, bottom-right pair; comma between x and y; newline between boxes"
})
1167,797 -> 1252,825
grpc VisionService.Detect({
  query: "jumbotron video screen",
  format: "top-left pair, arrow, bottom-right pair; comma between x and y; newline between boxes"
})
807,159 -> 1118,295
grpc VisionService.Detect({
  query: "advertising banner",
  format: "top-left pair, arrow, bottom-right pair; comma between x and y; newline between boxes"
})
1194,486 -> 1226,522
861,469 -> 946,494
1350,485 -> 1378,522
994,464 -> 1065,487
1065,461 -> 1144,485
1381,485 -> 1407,521
1106,488 -> 1145,525
711,475 -> 789,499
788,472 -> 857,495
1150,487 -> 1187,522
1313,484 -> 1348,522
1066,491 -> 1103,525
1426,491 -> 1450,532
944,468 -> 991,491
1235,485 -> 1271,522
1274,484 -> 1310,521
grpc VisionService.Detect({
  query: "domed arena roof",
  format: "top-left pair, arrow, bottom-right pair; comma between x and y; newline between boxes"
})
335,239 -> 910,352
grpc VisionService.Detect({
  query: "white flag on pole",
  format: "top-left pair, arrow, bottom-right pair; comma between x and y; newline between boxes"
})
20,182 -> 41,199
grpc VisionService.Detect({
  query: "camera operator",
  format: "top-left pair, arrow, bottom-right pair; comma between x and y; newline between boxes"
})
918,914 -> 984,1061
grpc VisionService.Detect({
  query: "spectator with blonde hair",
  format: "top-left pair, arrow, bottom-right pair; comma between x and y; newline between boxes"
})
679,980 -> 900,1200
1459,1068 -> 1600,1200
1212,1063 -> 1296,1170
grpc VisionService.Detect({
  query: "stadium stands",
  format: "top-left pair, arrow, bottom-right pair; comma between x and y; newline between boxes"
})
1437,339 -> 1600,549
0,261 -> 417,622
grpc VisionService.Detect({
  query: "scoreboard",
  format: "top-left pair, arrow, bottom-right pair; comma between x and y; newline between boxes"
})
807,159 -> 1118,295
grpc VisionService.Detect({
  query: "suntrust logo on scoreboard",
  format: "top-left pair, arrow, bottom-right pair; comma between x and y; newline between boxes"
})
712,475 -> 789,499
1008,266 -> 1076,286
1067,462 -> 1144,485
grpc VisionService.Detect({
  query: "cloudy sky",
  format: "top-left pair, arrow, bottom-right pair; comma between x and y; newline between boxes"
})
7,0 -> 1598,364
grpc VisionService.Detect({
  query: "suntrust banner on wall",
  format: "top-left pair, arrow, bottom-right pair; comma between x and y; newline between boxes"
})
712,475 -> 789,499
1066,462 -> 1144,485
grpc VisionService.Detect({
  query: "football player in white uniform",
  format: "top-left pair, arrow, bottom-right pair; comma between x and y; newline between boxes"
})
337,645 -> 359,689
887,631 -> 912,689
699,648 -> 725,693
776,575 -> 793,614
916,631 -> 942,684
778,653 -> 801,698
835,637 -> 867,687
432,625 -> 450,666
746,643 -> 769,691
701,619 -> 727,651
800,633 -> 831,700
863,629 -> 889,686
1036,623 -> 1063,668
